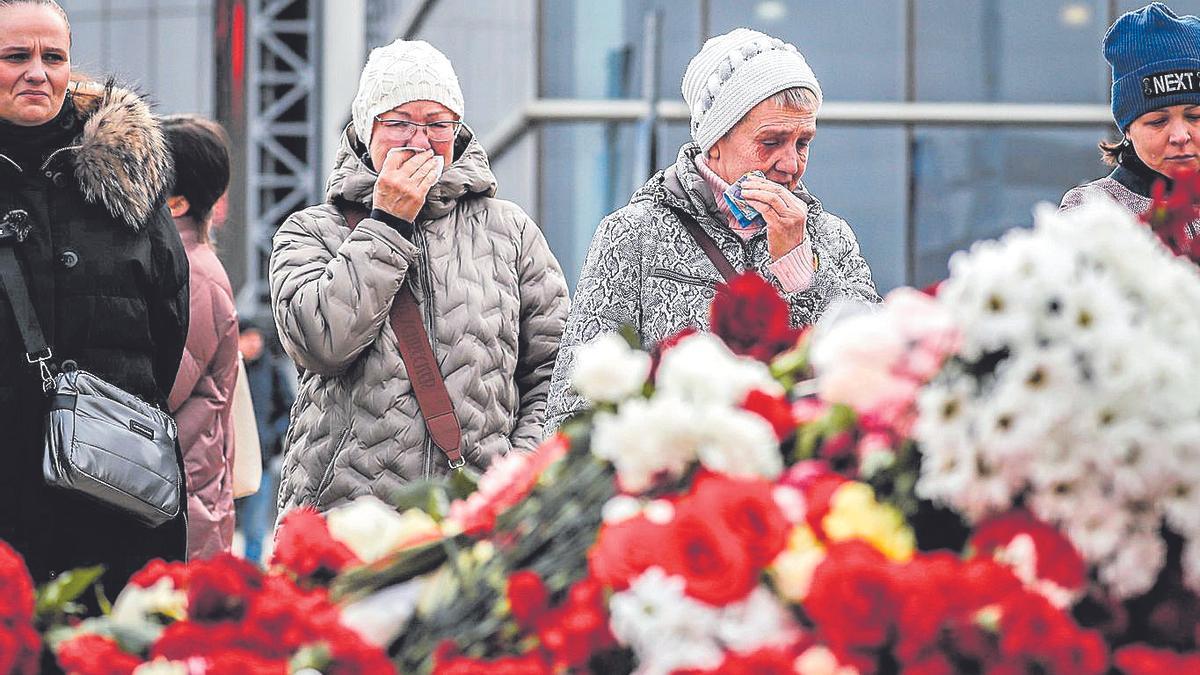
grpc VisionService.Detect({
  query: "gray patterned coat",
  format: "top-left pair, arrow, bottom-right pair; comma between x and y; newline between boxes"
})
544,143 -> 879,434
271,127 -> 568,512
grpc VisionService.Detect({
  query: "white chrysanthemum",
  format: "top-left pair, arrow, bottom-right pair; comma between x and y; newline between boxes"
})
608,568 -> 724,675
571,332 -> 652,404
656,333 -> 782,406
916,198 -> 1200,598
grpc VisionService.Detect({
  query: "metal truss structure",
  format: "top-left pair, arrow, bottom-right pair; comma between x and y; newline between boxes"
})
241,0 -> 321,314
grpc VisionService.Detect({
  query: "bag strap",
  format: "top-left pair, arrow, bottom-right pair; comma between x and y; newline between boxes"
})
0,209 -> 55,392
670,207 -> 739,282
340,203 -> 465,470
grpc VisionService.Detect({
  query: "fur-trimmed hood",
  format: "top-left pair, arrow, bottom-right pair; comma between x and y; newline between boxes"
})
62,81 -> 173,229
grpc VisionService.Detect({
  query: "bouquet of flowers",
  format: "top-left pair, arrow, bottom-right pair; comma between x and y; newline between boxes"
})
28,173 -> 1200,674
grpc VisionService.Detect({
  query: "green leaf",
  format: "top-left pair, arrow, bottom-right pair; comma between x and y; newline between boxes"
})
36,565 -> 105,620
827,403 -> 858,432
388,481 -> 450,520
446,468 -> 479,501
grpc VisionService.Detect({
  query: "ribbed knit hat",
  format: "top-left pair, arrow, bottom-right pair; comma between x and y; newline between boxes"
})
681,28 -> 822,152
1105,3 -> 1200,130
351,39 -> 465,149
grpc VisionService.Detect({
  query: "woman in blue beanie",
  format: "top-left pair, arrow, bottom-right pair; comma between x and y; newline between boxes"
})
1062,3 -> 1200,215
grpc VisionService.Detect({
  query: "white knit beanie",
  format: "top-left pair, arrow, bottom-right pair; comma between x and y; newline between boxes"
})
351,39 -> 465,149
682,28 -> 822,152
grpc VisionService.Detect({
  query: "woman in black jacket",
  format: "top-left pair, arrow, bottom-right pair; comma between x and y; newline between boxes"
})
0,0 -> 189,588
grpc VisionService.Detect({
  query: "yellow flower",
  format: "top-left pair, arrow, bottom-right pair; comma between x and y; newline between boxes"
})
769,524 -> 826,602
821,482 -> 915,562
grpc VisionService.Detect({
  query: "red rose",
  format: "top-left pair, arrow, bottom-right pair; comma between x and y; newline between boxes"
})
742,389 -> 797,440
588,515 -> 668,591
271,507 -> 361,582
57,634 -> 143,675
689,471 -> 789,568
507,570 -> 549,629
658,502 -> 757,605
709,272 -> 802,362
805,541 -> 900,657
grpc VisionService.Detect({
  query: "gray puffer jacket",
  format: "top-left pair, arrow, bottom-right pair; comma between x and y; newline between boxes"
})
545,143 -> 879,434
271,126 -> 568,512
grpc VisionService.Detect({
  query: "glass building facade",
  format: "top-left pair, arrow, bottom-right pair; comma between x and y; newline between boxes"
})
57,0 -> 1200,296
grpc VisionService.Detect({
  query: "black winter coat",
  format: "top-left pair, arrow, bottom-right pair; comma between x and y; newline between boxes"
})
0,82 -> 189,589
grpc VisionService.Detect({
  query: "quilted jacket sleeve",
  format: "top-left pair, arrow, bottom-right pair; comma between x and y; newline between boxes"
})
543,211 -> 644,436
509,216 -> 570,452
270,208 -> 420,376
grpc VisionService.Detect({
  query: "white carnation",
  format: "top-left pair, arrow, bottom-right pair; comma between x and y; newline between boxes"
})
571,332 -> 652,404
656,333 -> 781,406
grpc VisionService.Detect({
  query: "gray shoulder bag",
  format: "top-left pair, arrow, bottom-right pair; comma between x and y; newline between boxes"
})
0,209 -> 182,528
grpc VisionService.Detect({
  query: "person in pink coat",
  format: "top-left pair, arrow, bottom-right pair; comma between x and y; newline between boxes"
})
163,115 -> 239,560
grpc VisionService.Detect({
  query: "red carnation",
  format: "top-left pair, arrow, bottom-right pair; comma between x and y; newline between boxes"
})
970,509 -> 1086,599
742,389 -> 797,440
778,461 -> 847,540
56,634 -> 143,675
1115,645 -> 1200,674
433,641 -> 553,675
186,553 -> 265,622
709,272 -> 802,362
507,570 -> 550,629
689,471 -> 789,568
128,558 -> 191,589
271,507 -> 361,581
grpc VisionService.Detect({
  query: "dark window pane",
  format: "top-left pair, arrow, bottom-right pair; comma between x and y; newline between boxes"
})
708,0 -> 904,101
916,0 -> 1110,103
539,122 -> 640,290
912,126 -> 1111,288
803,125 -> 907,293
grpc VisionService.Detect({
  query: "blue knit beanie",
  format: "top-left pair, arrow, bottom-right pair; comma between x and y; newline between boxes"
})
1106,3 -> 1200,130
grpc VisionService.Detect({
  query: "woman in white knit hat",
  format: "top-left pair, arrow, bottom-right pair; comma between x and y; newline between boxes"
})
545,27 -> 879,433
270,39 -> 568,513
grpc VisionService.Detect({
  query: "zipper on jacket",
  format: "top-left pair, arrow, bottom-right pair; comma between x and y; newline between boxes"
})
649,268 -> 719,288
413,225 -> 438,479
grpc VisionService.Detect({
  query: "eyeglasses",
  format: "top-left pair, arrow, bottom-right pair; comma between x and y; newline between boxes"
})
373,117 -> 463,142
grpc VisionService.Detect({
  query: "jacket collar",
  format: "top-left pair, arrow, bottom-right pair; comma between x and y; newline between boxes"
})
1111,151 -> 1167,199
325,123 -> 498,221
37,80 -> 173,230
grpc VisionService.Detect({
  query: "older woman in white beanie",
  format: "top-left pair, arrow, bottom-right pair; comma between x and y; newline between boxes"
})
545,28 -> 879,433
270,39 -> 568,513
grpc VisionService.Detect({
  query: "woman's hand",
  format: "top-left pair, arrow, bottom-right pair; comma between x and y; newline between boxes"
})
740,177 -> 809,261
372,148 -> 440,223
